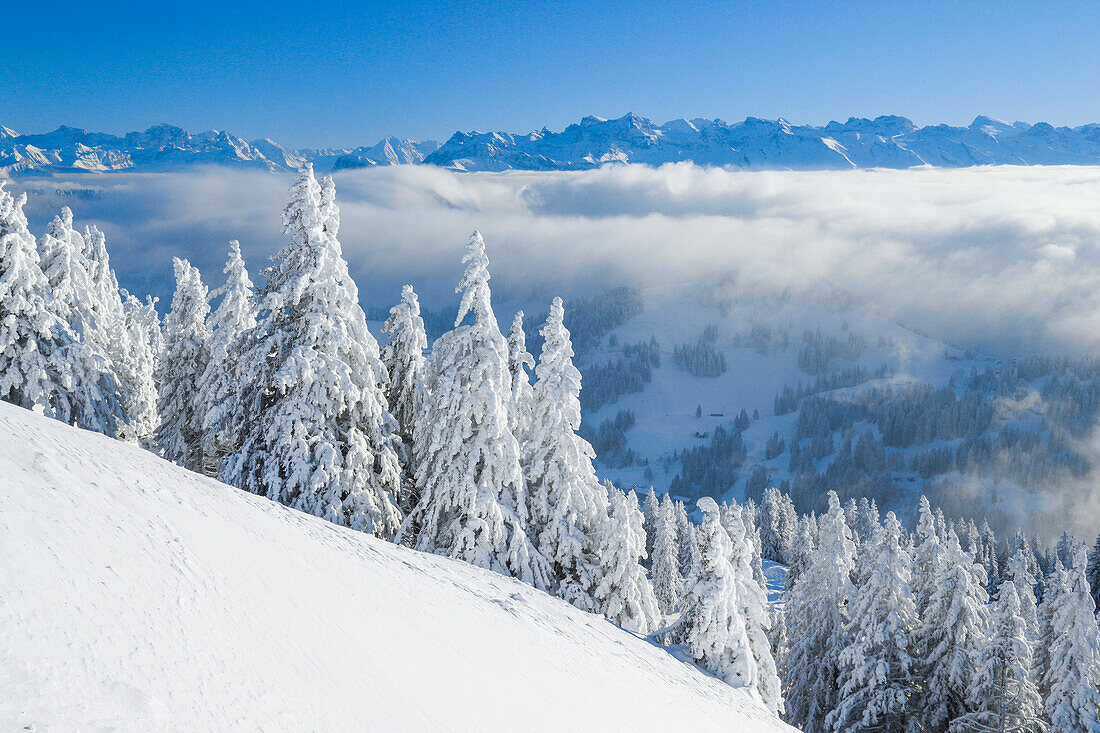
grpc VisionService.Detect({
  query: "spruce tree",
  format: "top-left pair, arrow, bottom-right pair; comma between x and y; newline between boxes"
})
506,310 -> 535,442
524,297 -> 605,606
783,490 -> 856,733
397,232 -> 549,587
952,581 -> 1046,733
681,497 -> 756,690
0,183 -> 122,434
828,511 -> 919,733
381,285 -> 427,476
725,501 -> 783,715
591,484 -> 659,634
155,258 -> 211,471
651,495 -> 682,615
81,223 -> 146,442
197,241 -> 256,477
121,292 -> 161,445
1086,534 -> 1100,612
642,486 -> 660,566
225,166 -> 404,537
1042,546 -> 1100,731
913,496 -> 944,614
915,529 -> 990,732
759,487 -> 796,564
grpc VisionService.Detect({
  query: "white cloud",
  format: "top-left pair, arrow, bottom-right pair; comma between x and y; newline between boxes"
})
13,162 -> 1100,356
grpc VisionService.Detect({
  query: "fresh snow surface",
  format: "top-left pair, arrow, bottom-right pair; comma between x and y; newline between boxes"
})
0,402 -> 794,732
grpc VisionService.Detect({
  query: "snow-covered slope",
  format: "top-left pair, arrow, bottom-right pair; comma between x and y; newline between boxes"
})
10,113 -> 1100,176
0,401 -> 793,732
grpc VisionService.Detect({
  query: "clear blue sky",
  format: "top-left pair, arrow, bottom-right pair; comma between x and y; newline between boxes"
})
4,0 -> 1100,148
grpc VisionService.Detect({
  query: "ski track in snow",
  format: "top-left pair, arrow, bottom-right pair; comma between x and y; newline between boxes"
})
0,402 -> 793,732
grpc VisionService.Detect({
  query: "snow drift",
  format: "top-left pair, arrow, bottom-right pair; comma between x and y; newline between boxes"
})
0,401 -> 793,732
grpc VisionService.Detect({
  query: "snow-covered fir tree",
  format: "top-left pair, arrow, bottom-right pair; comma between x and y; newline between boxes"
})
154,258 -> 210,471
0,183 -> 123,435
724,501 -> 783,715
591,484 -> 659,634
506,310 -> 535,442
680,497 -> 756,690
951,581 -> 1046,733
196,241 -> 256,477
1086,534 -> 1100,612
642,486 -> 660,565
1005,547 -> 1040,641
828,511 -> 919,733
759,487 -> 797,564
914,528 -> 990,732
523,297 -> 606,606
397,231 -> 549,587
783,490 -> 856,733
785,512 -> 817,590
121,292 -> 160,445
225,166 -> 404,537
913,495 -> 946,619
381,283 -> 427,496
36,208 -> 97,339
651,495 -> 682,615
1041,546 -> 1100,731
81,223 -> 148,442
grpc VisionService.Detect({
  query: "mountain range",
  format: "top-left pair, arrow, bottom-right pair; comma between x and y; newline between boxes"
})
7,113 -> 1100,176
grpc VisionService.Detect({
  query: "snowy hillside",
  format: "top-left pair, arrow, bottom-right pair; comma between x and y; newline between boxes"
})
0,401 -> 793,732
12,112 -> 1100,176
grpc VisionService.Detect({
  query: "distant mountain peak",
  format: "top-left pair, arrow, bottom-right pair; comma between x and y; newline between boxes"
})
6,113 -> 1100,176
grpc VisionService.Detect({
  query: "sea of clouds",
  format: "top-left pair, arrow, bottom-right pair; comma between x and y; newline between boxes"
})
10,163 -> 1100,538
13,162 -> 1100,356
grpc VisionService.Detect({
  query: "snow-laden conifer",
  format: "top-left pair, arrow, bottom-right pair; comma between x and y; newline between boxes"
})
651,495 -> 682,615
121,292 -> 160,444
759,487 -> 796,564
381,285 -> 427,455
951,581 -> 1046,733
783,490 -> 856,733
196,241 -> 256,477
913,495 -> 946,618
1042,546 -> 1100,731
642,486 -> 660,565
81,223 -> 149,441
681,497 -> 756,690
914,529 -> 990,732
524,297 -> 605,605
0,184 -> 122,434
827,511 -> 919,733
225,167 -> 403,537
1086,534 -> 1100,612
37,208 -> 96,337
154,258 -> 210,471
1005,547 -> 1040,641
725,501 -> 782,715
591,484 -> 659,634
397,231 -> 549,587
506,310 -> 535,442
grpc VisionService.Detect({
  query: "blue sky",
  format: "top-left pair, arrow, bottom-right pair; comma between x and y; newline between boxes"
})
4,0 -> 1100,148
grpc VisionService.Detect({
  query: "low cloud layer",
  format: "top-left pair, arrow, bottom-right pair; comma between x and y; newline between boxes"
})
13,162 -> 1100,356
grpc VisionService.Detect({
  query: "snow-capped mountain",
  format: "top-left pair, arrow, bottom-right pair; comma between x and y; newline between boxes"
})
9,113 -> 1100,176
0,123 -> 438,177
425,113 -> 1100,170
0,401 -> 793,732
